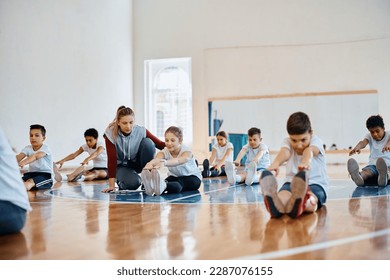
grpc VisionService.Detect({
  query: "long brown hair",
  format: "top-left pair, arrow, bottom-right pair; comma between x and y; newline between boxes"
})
108,106 -> 135,140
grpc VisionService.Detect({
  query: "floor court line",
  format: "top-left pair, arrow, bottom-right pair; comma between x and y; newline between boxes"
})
234,227 -> 390,260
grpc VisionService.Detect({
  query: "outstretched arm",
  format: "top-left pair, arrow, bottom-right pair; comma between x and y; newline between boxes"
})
56,147 -> 84,168
214,147 -> 233,172
18,151 -> 46,168
349,139 -> 369,156
252,146 -> 267,164
268,147 -> 291,176
209,149 -> 217,165
382,137 -> 390,153
160,151 -> 193,168
234,147 -> 247,166
298,145 -> 320,171
16,152 -> 26,163
81,146 -> 105,165
144,151 -> 165,169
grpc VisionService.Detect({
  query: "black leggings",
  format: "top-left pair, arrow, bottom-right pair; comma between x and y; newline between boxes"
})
165,175 -> 201,193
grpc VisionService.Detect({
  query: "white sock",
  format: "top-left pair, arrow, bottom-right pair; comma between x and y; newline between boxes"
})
236,175 -> 242,183
76,175 -> 85,182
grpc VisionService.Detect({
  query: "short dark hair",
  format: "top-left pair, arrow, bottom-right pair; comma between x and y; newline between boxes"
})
286,112 -> 312,135
84,128 -> 99,139
248,127 -> 261,137
30,124 -> 46,136
366,115 -> 385,129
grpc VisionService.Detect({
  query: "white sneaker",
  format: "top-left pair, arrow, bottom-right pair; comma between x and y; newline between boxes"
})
225,161 -> 237,185
141,169 -> 154,196
152,168 -> 166,196
245,161 -> 257,186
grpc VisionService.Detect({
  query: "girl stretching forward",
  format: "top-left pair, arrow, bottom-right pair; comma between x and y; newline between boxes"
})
141,126 -> 202,196
202,131 -> 234,178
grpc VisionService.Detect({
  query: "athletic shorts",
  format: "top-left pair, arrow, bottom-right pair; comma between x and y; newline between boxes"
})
22,172 -> 53,190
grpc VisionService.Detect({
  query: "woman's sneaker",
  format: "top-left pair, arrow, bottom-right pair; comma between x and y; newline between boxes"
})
285,171 -> 308,219
347,158 -> 364,186
376,157 -> 389,187
259,170 -> 284,218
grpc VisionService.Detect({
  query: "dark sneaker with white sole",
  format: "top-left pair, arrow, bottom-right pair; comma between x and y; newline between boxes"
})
259,170 -> 284,218
376,157 -> 389,187
347,158 -> 364,186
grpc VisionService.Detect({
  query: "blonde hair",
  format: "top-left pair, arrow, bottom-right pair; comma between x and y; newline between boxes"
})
165,126 -> 183,142
109,106 -> 135,140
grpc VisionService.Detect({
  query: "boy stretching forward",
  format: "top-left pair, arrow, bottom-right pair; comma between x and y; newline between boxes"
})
348,115 -> 390,187
54,128 -> 108,182
260,112 -> 328,219
225,127 -> 270,186
16,124 -> 53,191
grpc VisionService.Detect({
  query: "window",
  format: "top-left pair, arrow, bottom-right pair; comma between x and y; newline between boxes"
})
144,58 -> 192,145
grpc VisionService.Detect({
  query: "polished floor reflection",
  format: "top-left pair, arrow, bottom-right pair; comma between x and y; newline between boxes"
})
1,165 -> 390,260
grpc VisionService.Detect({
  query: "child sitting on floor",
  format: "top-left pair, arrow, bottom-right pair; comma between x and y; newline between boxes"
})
54,128 -> 108,182
141,126 -> 201,196
259,112 -> 328,219
225,127 -> 270,186
202,131 -> 233,178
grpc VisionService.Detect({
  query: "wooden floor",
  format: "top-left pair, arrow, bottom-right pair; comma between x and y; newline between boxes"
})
1,164 -> 390,260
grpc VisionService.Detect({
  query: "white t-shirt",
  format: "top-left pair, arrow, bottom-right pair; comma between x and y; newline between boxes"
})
0,128 -> 32,211
212,142 -> 234,165
81,141 -> 107,168
243,143 -> 271,169
282,135 -> 328,194
21,144 -> 53,174
162,145 -> 202,180
364,131 -> 390,166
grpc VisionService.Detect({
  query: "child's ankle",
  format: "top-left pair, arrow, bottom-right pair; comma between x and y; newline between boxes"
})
304,194 -> 318,212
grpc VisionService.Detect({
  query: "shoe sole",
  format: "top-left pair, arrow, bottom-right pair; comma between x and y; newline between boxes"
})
285,172 -> 308,219
141,170 -> 154,195
347,158 -> 364,186
202,160 -> 209,178
245,162 -> 257,186
152,168 -> 166,196
260,171 -> 284,218
377,158 -> 388,187
225,162 -> 236,185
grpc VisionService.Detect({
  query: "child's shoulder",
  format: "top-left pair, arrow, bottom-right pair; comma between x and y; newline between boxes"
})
40,144 -> 52,153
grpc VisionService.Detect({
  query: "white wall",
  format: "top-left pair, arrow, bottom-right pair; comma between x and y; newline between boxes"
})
133,0 -> 390,162
0,0 -> 133,165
